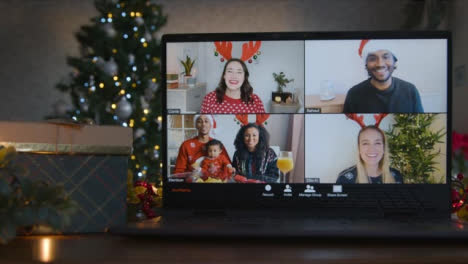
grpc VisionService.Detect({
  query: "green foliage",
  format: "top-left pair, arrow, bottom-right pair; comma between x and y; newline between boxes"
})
180,56 -> 196,76
54,0 -> 167,183
272,72 -> 294,93
0,146 -> 77,244
386,114 -> 446,183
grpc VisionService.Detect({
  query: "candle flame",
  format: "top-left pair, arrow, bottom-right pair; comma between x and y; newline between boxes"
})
38,237 -> 55,263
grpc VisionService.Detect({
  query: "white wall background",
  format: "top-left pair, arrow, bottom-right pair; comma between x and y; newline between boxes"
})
167,41 -> 305,112
305,114 -> 447,183
0,0 -> 465,131
305,39 -> 448,113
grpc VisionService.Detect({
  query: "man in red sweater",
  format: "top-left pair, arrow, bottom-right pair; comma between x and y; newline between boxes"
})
174,115 -> 230,173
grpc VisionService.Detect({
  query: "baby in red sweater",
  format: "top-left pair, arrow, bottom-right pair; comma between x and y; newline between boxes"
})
199,139 -> 235,181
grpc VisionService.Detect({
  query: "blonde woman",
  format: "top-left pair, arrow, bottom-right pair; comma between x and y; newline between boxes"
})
336,125 -> 403,184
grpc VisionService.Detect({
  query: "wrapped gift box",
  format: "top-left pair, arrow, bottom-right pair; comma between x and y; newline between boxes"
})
0,121 -> 132,233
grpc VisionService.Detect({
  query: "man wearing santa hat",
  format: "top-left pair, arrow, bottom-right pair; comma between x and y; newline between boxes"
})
343,40 -> 424,113
174,114 -> 230,173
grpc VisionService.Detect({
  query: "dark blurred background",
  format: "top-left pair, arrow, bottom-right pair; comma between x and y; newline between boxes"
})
0,0 -> 465,131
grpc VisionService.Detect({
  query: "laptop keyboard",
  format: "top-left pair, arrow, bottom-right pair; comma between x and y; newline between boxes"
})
157,188 -> 445,235
278,191 -> 428,210
159,212 -> 449,234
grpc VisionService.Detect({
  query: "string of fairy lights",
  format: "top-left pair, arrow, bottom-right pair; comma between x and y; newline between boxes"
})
66,1 -> 166,179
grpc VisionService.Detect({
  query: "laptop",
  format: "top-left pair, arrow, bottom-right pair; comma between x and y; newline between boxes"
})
114,31 -> 464,238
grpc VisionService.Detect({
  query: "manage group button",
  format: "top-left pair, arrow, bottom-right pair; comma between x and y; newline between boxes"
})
299,185 -> 322,197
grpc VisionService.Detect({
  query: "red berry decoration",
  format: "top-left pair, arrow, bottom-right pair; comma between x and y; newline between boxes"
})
452,183 -> 468,213
220,58 -> 224,62
458,173 -> 464,180
452,189 -> 462,212
248,59 -> 252,63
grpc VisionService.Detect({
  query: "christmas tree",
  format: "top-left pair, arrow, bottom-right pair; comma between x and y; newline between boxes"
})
386,114 -> 446,184
55,0 -> 167,184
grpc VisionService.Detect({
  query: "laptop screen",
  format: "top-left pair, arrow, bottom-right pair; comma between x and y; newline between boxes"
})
162,32 -> 450,212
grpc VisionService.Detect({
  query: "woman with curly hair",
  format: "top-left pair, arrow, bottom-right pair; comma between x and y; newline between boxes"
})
232,123 -> 279,183
200,58 -> 265,114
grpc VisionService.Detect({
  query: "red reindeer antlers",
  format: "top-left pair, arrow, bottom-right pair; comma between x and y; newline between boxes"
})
255,114 -> 270,126
235,114 -> 270,126
345,113 -> 389,128
235,114 -> 249,126
345,114 -> 365,128
214,41 -> 261,62
241,41 -> 262,61
374,114 -> 388,128
214,41 -> 232,60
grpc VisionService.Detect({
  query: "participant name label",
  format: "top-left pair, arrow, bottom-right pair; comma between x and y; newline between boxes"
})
167,109 -> 181,114
168,178 -> 184,182
305,108 -> 321,113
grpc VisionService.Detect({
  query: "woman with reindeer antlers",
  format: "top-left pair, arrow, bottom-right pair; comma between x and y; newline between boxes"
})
200,41 -> 265,114
232,114 -> 279,183
336,114 -> 403,184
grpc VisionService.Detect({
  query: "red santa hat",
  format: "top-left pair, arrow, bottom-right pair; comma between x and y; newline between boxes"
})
194,114 -> 217,137
358,39 -> 398,62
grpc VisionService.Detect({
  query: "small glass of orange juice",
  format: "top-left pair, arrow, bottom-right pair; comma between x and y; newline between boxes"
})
277,151 -> 294,183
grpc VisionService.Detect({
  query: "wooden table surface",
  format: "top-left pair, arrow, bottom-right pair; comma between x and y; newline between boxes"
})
2,234 -> 468,263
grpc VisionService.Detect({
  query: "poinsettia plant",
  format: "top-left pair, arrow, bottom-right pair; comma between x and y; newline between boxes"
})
453,131 -> 468,175
451,131 -> 468,218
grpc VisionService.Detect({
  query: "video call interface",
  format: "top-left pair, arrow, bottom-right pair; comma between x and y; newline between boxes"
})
165,38 -> 448,186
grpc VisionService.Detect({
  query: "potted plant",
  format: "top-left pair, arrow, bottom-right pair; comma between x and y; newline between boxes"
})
272,72 -> 294,103
180,56 -> 196,87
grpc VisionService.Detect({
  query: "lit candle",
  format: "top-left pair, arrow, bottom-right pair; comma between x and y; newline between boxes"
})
38,237 -> 55,263
274,96 -> 282,103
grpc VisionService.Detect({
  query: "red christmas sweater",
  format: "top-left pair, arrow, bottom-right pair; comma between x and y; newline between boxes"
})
200,91 -> 265,114
200,155 -> 232,181
173,137 -> 230,173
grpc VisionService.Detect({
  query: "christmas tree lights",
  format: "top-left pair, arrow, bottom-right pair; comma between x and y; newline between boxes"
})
56,0 -> 167,186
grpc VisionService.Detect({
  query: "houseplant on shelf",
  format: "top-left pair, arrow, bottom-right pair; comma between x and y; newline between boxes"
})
180,56 -> 196,87
272,72 -> 294,103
